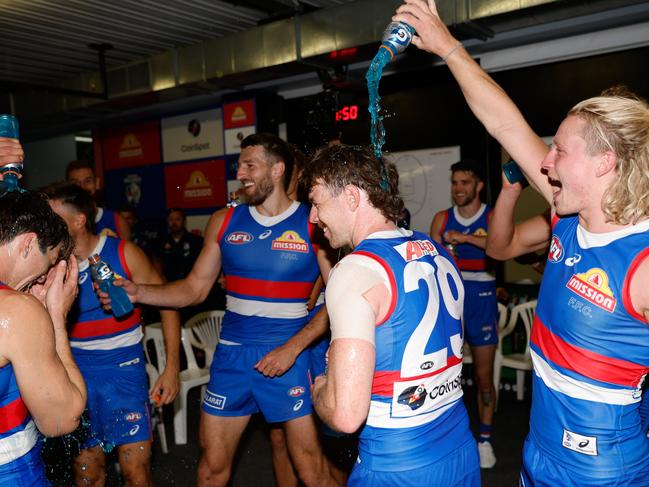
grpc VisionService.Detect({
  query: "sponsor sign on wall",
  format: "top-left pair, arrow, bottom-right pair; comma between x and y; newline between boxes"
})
223,99 -> 255,129
161,108 -> 224,163
104,165 -> 165,219
101,121 -> 161,169
164,159 -> 227,209
224,125 -> 256,155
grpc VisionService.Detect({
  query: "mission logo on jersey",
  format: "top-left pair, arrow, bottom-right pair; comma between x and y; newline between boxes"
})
473,227 -> 487,237
271,230 -> 309,253
566,268 -> 616,312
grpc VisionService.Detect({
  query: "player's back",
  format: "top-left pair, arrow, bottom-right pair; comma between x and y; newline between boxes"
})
351,229 -> 474,471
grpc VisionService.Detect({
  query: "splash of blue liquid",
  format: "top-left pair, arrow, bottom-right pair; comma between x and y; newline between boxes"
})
366,48 -> 392,161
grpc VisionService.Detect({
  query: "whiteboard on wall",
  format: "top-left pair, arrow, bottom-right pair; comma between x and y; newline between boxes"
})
388,146 -> 460,233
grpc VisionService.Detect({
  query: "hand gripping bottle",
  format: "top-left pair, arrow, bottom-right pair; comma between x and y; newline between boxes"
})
89,254 -> 134,319
0,114 -> 24,194
379,21 -> 416,60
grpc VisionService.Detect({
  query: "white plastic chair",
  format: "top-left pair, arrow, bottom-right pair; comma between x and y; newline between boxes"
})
143,323 -> 169,453
173,310 -> 223,445
494,300 -> 537,401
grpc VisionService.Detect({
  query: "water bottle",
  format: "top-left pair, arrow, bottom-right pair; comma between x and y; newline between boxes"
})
380,21 -> 415,59
0,115 -> 24,194
88,254 -> 134,318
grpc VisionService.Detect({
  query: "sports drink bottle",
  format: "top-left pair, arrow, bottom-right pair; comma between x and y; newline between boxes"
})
89,254 -> 134,319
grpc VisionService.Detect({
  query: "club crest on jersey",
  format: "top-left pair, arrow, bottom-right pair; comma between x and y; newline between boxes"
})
271,230 -> 308,253
397,384 -> 427,410
548,235 -> 564,263
395,240 -> 439,262
566,268 -> 616,312
226,232 -> 253,245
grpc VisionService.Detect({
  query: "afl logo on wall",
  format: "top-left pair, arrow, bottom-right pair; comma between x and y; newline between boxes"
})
548,235 -> 564,263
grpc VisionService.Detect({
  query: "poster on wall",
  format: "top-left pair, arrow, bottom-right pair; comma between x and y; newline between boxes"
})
101,121 -> 161,169
164,159 -> 227,209
224,125 -> 256,155
104,165 -> 165,219
161,108 -> 224,163
223,99 -> 255,129
388,146 -> 461,233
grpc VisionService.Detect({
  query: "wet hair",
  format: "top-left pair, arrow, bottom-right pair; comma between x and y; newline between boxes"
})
569,86 -> 649,224
0,190 -> 73,261
450,159 -> 483,182
302,144 -> 404,222
42,182 -> 97,234
65,159 -> 95,180
240,133 -> 294,190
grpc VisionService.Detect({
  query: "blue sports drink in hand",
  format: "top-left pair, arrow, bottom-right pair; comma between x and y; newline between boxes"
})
89,254 -> 134,319
0,114 -> 24,194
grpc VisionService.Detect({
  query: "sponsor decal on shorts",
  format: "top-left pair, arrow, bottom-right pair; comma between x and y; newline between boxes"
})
129,425 -> 140,436
203,390 -> 227,410
548,235 -> 564,263
293,399 -> 304,411
566,268 -> 616,312
271,231 -> 309,253
562,429 -> 597,456
119,358 -> 140,367
226,232 -> 253,245
288,386 -> 305,397
124,412 -> 142,422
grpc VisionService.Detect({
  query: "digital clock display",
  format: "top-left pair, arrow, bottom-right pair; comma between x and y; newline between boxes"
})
335,105 -> 359,122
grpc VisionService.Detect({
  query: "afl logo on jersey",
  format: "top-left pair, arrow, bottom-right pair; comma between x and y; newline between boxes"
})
226,232 -> 253,245
548,235 -> 564,263
287,386 -> 305,397
397,384 -> 427,410
124,412 -> 142,422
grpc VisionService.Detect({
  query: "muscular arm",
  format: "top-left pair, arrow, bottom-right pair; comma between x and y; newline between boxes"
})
394,0 -> 552,202
1,293 -> 86,437
130,208 -> 226,308
430,211 -> 445,244
124,242 -> 180,404
116,213 -> 132,241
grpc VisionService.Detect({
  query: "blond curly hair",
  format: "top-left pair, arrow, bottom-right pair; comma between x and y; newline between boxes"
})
569,87 -> 649,225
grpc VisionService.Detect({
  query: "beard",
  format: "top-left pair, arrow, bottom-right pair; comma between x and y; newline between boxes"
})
246,176 -> 274,206
453,189 -> 477,207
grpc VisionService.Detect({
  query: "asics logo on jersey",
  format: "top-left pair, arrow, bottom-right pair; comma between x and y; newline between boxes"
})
293,399 -> 304,411
78,272 -> 89,285
397,385 -> 427,410
226,232 -> 253,244
565,254 -> 582,266
548,235 -> 564,263
578,440 -> 590,448
258,229 -> 272,240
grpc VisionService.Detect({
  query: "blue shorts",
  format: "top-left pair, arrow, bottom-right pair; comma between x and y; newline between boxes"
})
0,444 -> 49,487
463,280 -> 498,346
348,438 -> 480,487
77,350 -> 152,450
521,435 -> 649,486
202,344 -> 312,423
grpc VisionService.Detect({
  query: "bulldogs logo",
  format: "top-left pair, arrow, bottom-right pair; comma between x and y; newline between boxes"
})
397,384 -> 427,410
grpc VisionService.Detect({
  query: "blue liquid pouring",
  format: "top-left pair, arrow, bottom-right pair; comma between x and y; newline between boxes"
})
366,47 -> 393,162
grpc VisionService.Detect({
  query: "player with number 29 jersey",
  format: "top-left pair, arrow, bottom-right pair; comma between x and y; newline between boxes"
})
345,229 -> 479,485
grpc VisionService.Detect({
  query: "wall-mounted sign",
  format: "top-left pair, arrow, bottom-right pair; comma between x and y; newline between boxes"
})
223,100 -> 255,129
165,159 -> 227,209
224,125 -> 256,155
104,165 -> 165,219
101,121 -> 161,169
161,108 -> 224,163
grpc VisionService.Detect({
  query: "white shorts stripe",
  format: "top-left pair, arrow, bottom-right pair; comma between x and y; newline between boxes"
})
226,296 -> 307,320
70,327 -> 143,351
532,349 -> 640,406
0,420 -> 38,466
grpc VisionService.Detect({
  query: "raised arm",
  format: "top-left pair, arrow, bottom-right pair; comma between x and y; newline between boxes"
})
3,260 -> 86,437
123,241 -> 181,405
121,208 -> 227,308
394,0 -> 552,202
487,173 -> 551,260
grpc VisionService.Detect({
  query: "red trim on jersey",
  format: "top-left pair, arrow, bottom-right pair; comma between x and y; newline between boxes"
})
352,250 -> 397,327
551,214 -> 560,229
532,315 -> 649,387
226,275 -> 314,300
217,207 -> 235,244
117,240 -> 133,280
371,355 -> 463,397
456,258 -> 487,271
0,397 -> 28,433
622,248 -> 649,323
307,221 -> 320,254
70,309 -> 142,339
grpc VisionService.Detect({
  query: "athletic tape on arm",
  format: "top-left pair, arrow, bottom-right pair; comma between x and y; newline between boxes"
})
325,254 -> 391,346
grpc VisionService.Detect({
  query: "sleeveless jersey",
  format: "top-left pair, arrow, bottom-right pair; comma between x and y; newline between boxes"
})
69,236 -> 143,364
0,285 -> 39,468
351,229 -> 474,471
217,201 -> 320,346
439,204 -> 494,281
531,215 -> 649,475
95,207 -> 121,238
